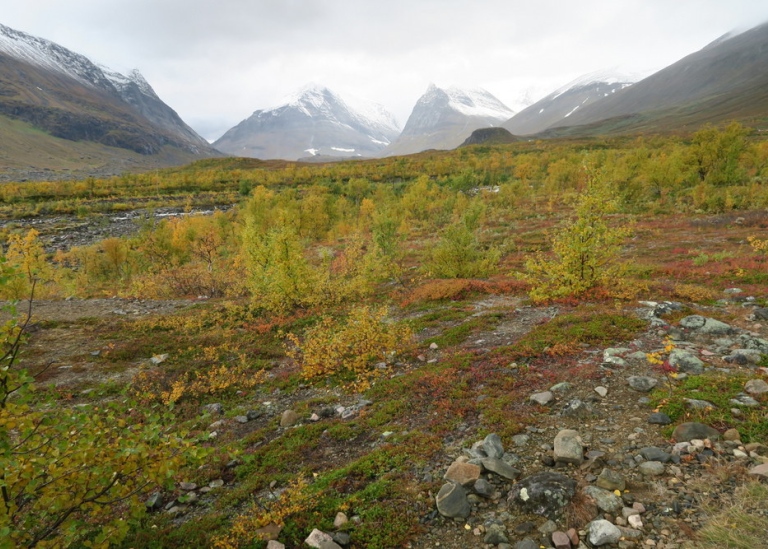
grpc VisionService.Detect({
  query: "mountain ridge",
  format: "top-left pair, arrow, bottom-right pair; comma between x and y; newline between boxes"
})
540,21 -> 768,135
382,84 -> 514,156
0,22 -> 217,173
213,84 -> 400,161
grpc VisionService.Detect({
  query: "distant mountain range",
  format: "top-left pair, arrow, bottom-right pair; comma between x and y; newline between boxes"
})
213,85 -> 400,161
215,83 -> 516,160
3,19 -> 768,173
0,23 -> 218,177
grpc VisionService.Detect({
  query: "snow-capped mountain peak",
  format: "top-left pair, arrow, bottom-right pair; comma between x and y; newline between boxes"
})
100,65 -> 158,98
551,68 -> 639,100
383,84 -> 515,156
420,84 -> 515,121
0,23 -> 113,89
214,84 -> 401,160
0,23 -> 212,155
263,84 -> 400,136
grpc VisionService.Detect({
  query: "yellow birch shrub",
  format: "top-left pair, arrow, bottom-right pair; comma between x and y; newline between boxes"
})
287,305 -> 412,389
525,171 -> 632,302
748,235 -> 768,254
2,229 -> 56,299
212,476 -> 317,549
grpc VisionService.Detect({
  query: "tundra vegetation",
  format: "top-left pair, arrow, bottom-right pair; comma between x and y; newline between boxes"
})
1,122 -> 768,547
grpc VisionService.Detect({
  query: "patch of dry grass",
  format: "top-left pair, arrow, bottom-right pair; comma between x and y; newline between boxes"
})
696,480 -> 768,549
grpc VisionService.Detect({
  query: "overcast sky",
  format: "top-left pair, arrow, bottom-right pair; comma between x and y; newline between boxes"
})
3,1 -> 768,141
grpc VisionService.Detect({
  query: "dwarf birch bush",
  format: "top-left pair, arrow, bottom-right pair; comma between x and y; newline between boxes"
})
425,201 -> 501,279
525,171 -> 631,302
287,305 -> 412,389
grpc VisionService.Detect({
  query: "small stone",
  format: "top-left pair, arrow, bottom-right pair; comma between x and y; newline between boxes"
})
745,379 -> 768,395
748,463 -> 768,478
622,507 -> 640,518
177,491 -> 198,504
429,342 -> 439,350
514,540 -> 539,549
474,478 -> 494,497
628,376 -> 658,392
209,479 -> 224,488
445,461 -> 482,486
725,349 -> 763,365
280,410 -> 299,427
514,522 -> 536,535
333,511 -> 348,528
550,381 -> 574,393
508,472 -> 577,520
647,412 -> 672,425
595,386 -> 608,397
560,398 -> 595,418
628,514 -> 643,529
234,415 -> 248,423
145,492 -> 162,510
246,409 -> 262,421
588,519 -> 622,546
679,315 -> 733,335
669,349 -> 704,374
723,428 -> 741,441
638,461 -> 665,476
266,541 -> 286,549
530,391 -> 554,405
538,520 -> 558,536
179,482 -> 197,491
672,422 -> 720,442
305,529 -> 337,549
596,468 -> 626,492
567,527 -> 579,546
552,530 -> 570,549
730,393 -> 759,407
481,457 -> 521,480
584,485 -> 623,513
484,523 -> 509,545
436,482 -> 471,518
203,403 -> 224,415
639,447 -> 671,463
483,433 -> 505,459
554,429 -> 584,465
331,532 -> 350,546
512,434 -> 530,446
685,398 -> 715,410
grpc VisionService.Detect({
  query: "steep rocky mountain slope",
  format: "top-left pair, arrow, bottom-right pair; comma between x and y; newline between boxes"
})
543,22 -> 768,136
503,71 -> 635,136
383,84 -> 515,156
0,23 -> 217,177
213,85 -> 400,161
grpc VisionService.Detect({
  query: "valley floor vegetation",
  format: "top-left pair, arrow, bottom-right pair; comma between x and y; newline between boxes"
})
1,122 -> 768,547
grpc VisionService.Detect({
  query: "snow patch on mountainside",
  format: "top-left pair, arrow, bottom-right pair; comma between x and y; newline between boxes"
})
551,68 -> 641,100
101,66 -> 157,98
